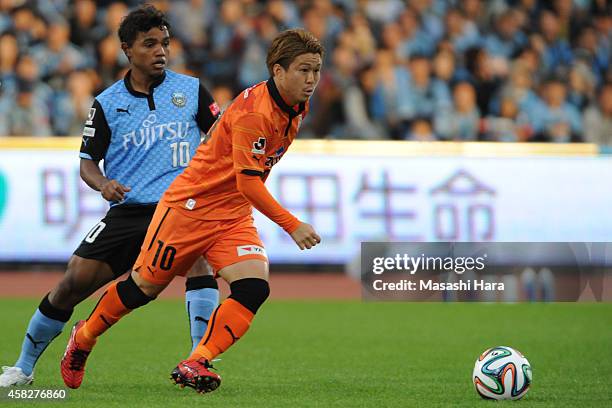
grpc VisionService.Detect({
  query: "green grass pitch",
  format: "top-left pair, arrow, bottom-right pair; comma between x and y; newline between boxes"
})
1,299 -> 611,407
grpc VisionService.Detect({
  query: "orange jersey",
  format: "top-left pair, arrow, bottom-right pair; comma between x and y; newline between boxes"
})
163,79 -> 307,229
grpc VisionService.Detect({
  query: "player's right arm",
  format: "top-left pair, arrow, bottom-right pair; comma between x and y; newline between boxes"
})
79,99 -> 131,202
80,159 -> 131,202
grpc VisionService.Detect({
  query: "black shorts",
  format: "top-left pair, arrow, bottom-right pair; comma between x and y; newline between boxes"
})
74,204 -> 157,278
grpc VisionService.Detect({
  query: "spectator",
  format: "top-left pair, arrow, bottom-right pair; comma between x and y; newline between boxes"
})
211,84 -> 234,111
574,25 -> 610,86
205,0 -> 247,84
404,54 -> 452,124
465,47 -> 500,117
69,0 -> 101,58
435,81 -> 481,141
167,0 -> 215,51
444,8 -> 481,54
0,0 -> 14,33
167,37 -> 189,74
567,62 -> 596,111
432,47 -> 470,84
535,10 -> 574,74
531,77 -> 583,142
0,77 -> 52,136
306,45 -> 352,138
380,22 -> 405,63
398,7 -> 436,59
14,54 -> 52,103
103,2 -> 129,38
52,70 -> 95,135
583,83 -> 612,146
460,0 -> 489,32
406,117 -> 436,141
10,6 -> 40,49
517,0 -> 543,29
483,98 -> 532,142
30,20 -> 90,88
0,1 -> 608,141
370,48 -> 411,139
238,12 -> 278,89
266,0 -> 301,30
410,0 -> 445,43
493,62 -> 540,115
0,32 -> 19,96
362,0 -> 404,25
96,34 -> 126,89
484,10 -> 527,61
345,12 -> 377,65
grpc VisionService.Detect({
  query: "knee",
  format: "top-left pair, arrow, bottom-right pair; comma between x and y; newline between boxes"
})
131,271 -> 166,298
51,260 -> 95,307
116,275 -> 155,309
228,278 -> 270,314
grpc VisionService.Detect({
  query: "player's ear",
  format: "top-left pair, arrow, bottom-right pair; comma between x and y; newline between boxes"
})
121,42 -> 132,61
272,63 -> 285,80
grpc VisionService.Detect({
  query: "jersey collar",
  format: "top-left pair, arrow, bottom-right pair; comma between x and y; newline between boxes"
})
123,70 -> 166,110
123,70 -> 166,97
266,77 -> 305,118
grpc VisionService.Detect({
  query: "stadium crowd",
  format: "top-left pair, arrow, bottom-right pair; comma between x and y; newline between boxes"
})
0,0 -> 609,143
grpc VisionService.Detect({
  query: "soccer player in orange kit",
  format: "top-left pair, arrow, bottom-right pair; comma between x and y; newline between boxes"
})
61,29 -> 324,394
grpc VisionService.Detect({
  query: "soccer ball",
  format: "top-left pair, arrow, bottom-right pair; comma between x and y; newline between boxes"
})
473,346 -> 532,400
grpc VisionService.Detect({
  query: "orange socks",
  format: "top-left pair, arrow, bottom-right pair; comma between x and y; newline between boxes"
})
188,298 -> 254,361
75,282 -> 131,349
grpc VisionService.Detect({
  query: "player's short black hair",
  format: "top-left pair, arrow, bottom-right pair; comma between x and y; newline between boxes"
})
118,4 -> 170,47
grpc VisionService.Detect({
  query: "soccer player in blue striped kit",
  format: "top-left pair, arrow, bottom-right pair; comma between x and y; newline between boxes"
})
0,5 -> 220,387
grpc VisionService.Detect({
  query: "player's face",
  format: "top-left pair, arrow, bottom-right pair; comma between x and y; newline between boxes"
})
124,26 -> 170,78
274,53 -> 322,106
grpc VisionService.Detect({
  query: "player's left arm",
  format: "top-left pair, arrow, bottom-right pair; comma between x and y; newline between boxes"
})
236,173 -> 321,250
195,83 -> 220,134
232,113 -> 320,250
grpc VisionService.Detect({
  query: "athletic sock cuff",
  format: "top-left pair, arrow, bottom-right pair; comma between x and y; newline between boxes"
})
38,293 -> 73,322
228,278 -> 270,314
116,276 -> 155,309
185,275 -> 218,292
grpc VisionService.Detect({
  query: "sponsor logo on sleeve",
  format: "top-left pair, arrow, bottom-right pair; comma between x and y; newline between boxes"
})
251,137 -> 266,155
85,108 -> 96,125
83,127 -> 96,137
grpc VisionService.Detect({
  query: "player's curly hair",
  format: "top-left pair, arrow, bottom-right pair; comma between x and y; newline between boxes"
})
118,4 -> 170,46
266,29 -> 324,76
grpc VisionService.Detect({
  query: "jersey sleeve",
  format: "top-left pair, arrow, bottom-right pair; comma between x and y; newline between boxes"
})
236,172 -> 302,233
79,99 -> 111,162
195,83 -> 220,134
231,112 -> 270,176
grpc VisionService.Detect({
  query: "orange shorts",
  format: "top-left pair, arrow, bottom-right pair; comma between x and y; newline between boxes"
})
134,202 -> 267,286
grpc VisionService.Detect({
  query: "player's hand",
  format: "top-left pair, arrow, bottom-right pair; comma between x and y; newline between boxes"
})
99,179 -> 131,201
289,223 -> 321,250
